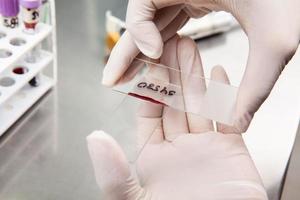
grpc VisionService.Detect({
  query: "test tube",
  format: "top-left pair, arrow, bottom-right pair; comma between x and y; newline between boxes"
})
20,0 -> 42,87
0,0 -> 19,28
20,0 -> 41,33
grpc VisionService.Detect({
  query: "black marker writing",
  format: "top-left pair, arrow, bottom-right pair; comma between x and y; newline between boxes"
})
32,11 -> 39,20
3,17 -> 18,28
137,82 -> 176,96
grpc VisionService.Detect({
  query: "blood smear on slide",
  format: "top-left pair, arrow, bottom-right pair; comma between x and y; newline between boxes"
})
128,93 -> 166,106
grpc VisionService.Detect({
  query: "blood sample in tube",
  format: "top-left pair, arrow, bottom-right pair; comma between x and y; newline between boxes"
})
20,0 -> 41,31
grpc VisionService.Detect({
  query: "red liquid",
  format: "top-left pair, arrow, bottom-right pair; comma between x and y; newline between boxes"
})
13,67 -> 25,74
128,93 -> 166,106
24,22 -> 37,29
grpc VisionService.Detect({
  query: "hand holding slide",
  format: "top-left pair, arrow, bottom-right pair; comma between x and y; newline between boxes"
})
88,36 -> 268,200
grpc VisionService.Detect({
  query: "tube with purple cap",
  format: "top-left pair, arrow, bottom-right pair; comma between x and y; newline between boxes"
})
20,0 -> 41,32
0,0 -> 19,28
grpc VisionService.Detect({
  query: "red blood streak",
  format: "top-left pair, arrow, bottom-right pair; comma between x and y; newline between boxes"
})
128,93 -> 166,106
24,22 -> 37,29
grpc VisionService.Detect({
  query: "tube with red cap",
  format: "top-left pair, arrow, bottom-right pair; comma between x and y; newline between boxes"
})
0,0 -> 19,28
20,0 -> 41,32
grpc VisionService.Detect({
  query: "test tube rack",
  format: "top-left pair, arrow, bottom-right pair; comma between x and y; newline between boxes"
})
0,0 -> 57,136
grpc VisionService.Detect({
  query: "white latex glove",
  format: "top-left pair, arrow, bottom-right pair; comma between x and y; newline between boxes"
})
102,0 -> 300,133
89,36 -> 268,200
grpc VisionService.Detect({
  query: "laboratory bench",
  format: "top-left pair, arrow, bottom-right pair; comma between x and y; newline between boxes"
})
1,0 -> 300,199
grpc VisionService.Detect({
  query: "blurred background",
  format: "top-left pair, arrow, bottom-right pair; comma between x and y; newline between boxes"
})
0,0 -> 300,199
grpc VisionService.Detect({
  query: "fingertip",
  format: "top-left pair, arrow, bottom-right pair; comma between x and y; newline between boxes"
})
102,31 -> 140,87
86,130 -> 125,156
86,130 -> 110,142
86,130 -> 134,196
101,73 -> 116,87
127,21 -> 163,59
211,65 -> 225,77
177,36 -> 196,49
101,59 -> 119,87
86,130 -> 128,169
211,65 -> 224,72
211,65 -> 230,84
138,38 -> 163,59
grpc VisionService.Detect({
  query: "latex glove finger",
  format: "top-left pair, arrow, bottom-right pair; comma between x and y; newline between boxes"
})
116,56 -> 145,85
160,36 -> 189,140
126,0 -> 183,58
117,5 -> 186,84
210,0 -> 300,133
137,101 -> 164,148
87,131 -> 143,200
210,65 -> 237,133
177,37 -> 214,133
103,7 -> 188,87
103,31 -> 139,87
116,10 -> 189,85
234,39 -> 299,133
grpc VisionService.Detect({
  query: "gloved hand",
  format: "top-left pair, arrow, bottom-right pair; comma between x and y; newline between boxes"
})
103,0 -> 300,133
89,36 -> 268,200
